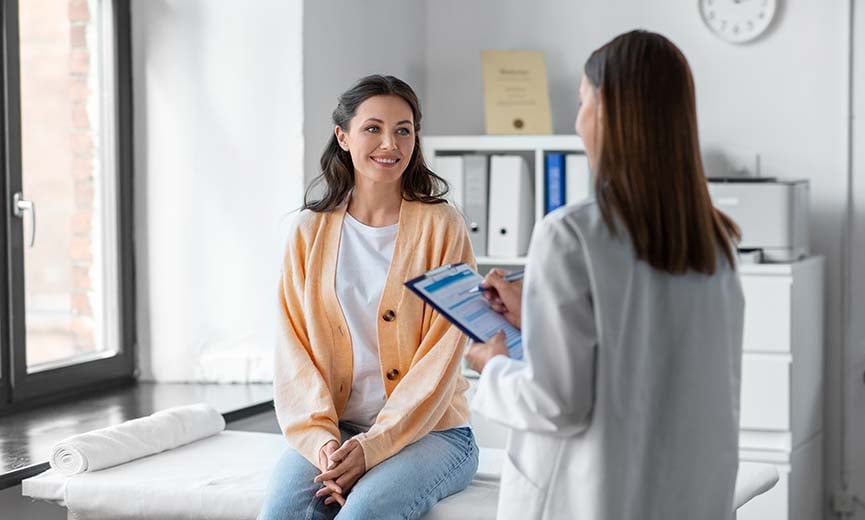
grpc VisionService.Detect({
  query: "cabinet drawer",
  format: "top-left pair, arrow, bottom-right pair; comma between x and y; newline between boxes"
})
741,276 -> 792,353
740,355 -> 790,431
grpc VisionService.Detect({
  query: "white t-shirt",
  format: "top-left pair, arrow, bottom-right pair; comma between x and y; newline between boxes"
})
335,212 -> 398,430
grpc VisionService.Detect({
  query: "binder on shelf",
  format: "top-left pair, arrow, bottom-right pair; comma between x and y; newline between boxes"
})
435,154 -> 489,256
487,155 -> 533,257
462,155 -> 489,256
435,155 -> 465,209
565,153 -> 592,205
545,152 -> 566,213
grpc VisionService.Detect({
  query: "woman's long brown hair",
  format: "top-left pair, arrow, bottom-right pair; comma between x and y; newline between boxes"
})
585,30 -> 740,274
304,75 -> 448,212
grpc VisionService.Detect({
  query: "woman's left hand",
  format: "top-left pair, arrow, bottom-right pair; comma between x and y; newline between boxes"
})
314,438 -> 367,503
465,331 -> 509,373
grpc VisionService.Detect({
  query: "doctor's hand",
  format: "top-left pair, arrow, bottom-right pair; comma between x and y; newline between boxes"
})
314,438 -> 366,503
316,440 -> 346,506
465,330 -> 509,373
480,269 -> 523,329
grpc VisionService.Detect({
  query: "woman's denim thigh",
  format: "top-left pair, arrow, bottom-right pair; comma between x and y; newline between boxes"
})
257,444 -> 340,520
336,427 -> 479,520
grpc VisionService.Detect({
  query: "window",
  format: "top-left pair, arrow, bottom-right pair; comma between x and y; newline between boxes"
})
1,0 -> 134,409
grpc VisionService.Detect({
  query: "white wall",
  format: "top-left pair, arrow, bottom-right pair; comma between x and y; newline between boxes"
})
302,1 -> 427,185
131,0 -> 305,382
123,0 -> 863,514
423,0 -> 856,517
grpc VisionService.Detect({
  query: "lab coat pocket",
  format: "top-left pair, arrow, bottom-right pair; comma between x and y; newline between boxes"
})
498,453 -> 547,520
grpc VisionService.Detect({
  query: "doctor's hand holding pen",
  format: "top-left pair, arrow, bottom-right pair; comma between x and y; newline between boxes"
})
465,268 -> 523,373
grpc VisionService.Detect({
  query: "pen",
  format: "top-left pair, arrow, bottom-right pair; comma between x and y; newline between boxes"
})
467,270 -> 525,294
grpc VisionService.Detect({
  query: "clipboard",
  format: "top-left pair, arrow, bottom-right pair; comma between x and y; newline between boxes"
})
404,263 -> 523,359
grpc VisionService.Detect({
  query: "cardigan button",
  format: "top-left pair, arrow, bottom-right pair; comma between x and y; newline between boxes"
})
386,369 -> 400,381
382,309 -> 396,322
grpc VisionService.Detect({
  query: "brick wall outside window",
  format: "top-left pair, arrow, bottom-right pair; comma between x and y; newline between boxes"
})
20,0 -> 101,366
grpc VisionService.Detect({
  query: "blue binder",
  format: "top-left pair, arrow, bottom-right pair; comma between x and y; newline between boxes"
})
545,153 -> 566,213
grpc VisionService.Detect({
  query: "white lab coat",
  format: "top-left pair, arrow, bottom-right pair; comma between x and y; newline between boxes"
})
471,200 -> 744,519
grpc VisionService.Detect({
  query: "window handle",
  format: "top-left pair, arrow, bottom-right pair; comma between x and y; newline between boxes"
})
13,192 -> 36,248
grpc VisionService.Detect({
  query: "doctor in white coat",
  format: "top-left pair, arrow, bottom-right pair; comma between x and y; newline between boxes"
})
466,30 -> 745,520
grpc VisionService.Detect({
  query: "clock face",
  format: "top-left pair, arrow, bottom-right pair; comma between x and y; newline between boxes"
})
699,0 -> 777,44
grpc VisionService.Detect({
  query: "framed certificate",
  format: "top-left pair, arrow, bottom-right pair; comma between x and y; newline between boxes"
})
481,50 -> 553,135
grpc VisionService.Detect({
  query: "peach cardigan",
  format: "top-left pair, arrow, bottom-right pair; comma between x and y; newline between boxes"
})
274,200 -> 474,470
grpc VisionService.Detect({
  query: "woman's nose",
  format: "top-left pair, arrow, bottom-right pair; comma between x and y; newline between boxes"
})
379,134 -> 397,150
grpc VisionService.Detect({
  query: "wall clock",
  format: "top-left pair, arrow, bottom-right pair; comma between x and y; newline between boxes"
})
699,0 -> 778,44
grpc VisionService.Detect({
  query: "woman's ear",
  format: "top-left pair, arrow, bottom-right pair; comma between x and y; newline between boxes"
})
334,126 -> 349,151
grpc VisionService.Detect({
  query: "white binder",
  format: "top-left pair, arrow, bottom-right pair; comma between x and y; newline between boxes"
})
435,156 -> 465,208
565,153 -> 592,205
487,155 -> 533,257
462,155 -> 489,256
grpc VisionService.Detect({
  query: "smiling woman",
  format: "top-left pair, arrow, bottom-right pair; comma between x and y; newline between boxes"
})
303,75 -> 448,213
260,75 -> 480,520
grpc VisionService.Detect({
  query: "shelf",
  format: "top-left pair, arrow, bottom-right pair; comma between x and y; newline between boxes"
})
476,256 -> 527,266
422,134 -> 585,152
423,134 -> 588,259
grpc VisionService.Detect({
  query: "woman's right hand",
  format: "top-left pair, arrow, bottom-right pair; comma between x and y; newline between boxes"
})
317,440 -> 346,506
480,268 -> 523,329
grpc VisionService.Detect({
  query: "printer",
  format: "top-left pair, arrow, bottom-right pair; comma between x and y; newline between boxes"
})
707,178 -> 809,262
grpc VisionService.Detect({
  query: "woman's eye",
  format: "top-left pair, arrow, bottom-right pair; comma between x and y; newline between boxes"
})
397,128 -> 411,136
365,126 -> 379,133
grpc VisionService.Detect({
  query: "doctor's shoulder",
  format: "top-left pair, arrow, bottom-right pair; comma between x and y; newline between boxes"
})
540,197 -> 601,237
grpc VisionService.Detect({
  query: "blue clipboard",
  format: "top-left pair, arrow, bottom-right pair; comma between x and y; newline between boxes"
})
404,263 -> 523,359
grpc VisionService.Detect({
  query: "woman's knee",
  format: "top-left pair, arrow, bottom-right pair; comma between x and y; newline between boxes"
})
258,449 -> 322,520
334,490 -> 384,520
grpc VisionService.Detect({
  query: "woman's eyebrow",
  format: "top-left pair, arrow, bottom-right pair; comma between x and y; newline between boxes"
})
361,117 -> 413,126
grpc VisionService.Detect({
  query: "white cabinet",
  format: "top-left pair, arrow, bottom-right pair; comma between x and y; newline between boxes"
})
736,257 -> 824,520
740,354 -> 792,433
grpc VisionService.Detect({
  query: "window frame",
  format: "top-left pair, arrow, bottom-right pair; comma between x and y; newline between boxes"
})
0,0 -> 135,411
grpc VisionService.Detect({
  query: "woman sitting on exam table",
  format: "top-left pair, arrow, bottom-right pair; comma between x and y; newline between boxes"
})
465,30 -> 745,520
258,75 -> 478,520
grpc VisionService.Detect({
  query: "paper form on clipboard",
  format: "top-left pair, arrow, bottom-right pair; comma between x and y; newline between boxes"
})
405,263 -> 523,359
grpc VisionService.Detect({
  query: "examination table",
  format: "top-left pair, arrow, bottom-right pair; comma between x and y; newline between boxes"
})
23,429 -> 778,519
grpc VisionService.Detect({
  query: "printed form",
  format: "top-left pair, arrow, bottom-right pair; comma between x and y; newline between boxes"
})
407,263 -> 523,359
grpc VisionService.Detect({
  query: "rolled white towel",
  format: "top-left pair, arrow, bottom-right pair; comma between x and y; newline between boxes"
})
49,403 -> 226,476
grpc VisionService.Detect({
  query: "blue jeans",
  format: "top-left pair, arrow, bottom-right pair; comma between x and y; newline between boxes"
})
258,425 -> 479,520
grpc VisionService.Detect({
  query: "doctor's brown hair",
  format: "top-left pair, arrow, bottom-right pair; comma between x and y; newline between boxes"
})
584,30 -> 740,274
304,75 -> 448,212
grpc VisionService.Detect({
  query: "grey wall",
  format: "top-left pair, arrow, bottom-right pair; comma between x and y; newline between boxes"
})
131,0 -> 305,382
302,1 -> 427,186
850,0 -> 865,509
422,0 -> 858,517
